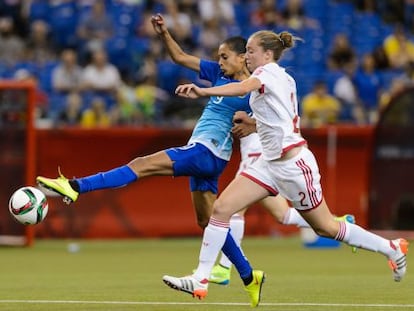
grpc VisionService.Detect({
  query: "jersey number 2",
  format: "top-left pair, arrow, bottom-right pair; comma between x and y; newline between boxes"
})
299,192 -> 308,207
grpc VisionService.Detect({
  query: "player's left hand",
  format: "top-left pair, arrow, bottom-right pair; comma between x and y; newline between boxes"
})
232,111 -> 257,138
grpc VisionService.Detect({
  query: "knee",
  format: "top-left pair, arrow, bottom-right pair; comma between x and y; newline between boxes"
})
212,198 -> 233,219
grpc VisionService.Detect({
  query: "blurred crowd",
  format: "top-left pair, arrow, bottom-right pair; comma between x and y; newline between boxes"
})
0,0 -> 414,128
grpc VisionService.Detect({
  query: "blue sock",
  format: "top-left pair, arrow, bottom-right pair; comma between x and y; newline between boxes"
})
221,230 -> 252,282
76,165 -> 137,193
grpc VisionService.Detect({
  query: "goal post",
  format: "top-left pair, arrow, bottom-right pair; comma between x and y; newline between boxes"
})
0,80 -> 37,246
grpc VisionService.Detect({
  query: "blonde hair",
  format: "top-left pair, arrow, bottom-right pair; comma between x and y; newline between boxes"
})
250,30 -> 296,61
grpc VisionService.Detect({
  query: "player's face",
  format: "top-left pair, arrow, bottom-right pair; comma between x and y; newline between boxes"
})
217,43 -> 245,77
245,37 -> 266,72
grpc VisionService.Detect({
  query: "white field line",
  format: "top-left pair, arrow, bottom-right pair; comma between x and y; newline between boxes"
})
0,300 -> 414,308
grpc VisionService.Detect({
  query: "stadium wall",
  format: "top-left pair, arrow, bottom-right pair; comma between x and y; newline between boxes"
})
33,125 -> 373,238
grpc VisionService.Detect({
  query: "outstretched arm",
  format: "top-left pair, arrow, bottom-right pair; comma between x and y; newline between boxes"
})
151,13 -> 200,72
175,77 -> 262,99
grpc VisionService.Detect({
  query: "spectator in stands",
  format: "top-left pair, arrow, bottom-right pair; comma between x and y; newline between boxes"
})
383,24 -> 414,70
327,33 -> 357,71
354,0 -> 376,13
281,0 -> 319,30
80,48 -> 122,100
13,68 -> 49,120
25,20 -> 57,66
198,17 -> 227,59
0,17 -> 25,68
198,0 -> 235,26
55,91 -> 83,127
301,81 -> 341,128
249,0 -> 284,30
162,0 -> 194,50
0,0 -> 28,37
132,53 -> 170,125
112,77 -> 144,126
178,0 -> 198,22
76,0 -> 114,62
80,96 -> 111,128
52,49 -> 83,94
372,45 -> 390,70
135,75 -> 170,125
353,53 -> 382,124
333,63 -> 366,124
373,0 -> 405,25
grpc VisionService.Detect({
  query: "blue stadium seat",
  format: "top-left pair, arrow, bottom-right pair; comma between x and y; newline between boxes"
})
233,3 -> 250,33
48,1 -> 79,48
105,36 -> 132,75
48,92 -> 68,119
326,1 -> 355,40
156,61 -> 184,93
28,0 -> 50,22
110,2 -> 141,38
303,0 -> 329,23
37,61 -> 58,95
352,12 -> 383,55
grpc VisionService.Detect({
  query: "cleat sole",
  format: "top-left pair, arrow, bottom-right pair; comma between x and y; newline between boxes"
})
37,181 -> 74,205
163,279 -> 207,299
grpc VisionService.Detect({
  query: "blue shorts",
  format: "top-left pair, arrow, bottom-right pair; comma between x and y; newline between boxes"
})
165,143 -> 228,194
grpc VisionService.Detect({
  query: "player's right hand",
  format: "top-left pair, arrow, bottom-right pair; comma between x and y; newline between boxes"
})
175,83 -> 205,99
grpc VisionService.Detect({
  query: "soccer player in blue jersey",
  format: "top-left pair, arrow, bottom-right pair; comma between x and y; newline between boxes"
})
36,14 -> 263,306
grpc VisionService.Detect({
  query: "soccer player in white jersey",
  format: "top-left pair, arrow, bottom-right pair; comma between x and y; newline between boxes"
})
148,14 -> 355,290
164,30 -> 409,306
210,112 -> 356,285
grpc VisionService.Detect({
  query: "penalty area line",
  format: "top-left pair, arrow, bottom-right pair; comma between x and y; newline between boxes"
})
0,300 -> 414,308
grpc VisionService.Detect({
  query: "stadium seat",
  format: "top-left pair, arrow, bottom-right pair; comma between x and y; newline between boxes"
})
156,61 -> 185,94
105,36 -> 130,69
28,0 -> 50,22
47,92 -> 68,120
37,61 -> 58,95
110,2 -> 141,38
48,1 -> 79,49
303,0 -> 329,23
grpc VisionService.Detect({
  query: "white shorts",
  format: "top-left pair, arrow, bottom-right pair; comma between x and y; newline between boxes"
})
241,147 -> 323,211
237,133 -> 262,175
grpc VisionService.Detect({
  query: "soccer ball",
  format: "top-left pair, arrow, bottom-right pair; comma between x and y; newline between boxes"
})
9,186 -> 48,225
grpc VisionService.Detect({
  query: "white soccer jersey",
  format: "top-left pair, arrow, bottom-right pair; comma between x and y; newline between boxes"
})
250,63 -> 306,160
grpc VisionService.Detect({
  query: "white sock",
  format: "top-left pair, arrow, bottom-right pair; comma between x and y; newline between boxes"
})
335,222 -> 393,257
218,213 -> 244,269
193,218 -> 229,281
283,208 -> 310,228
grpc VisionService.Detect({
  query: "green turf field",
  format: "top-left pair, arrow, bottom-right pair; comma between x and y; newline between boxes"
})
0,237 -> 412,311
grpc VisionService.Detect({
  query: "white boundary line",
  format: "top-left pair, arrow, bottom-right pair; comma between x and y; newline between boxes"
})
0,300 -> 414,308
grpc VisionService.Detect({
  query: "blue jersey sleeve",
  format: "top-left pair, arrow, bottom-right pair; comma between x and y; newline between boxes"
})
199,60 -> 221,85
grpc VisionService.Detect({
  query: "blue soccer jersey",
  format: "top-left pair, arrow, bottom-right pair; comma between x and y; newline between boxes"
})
188,60 -> 251,161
